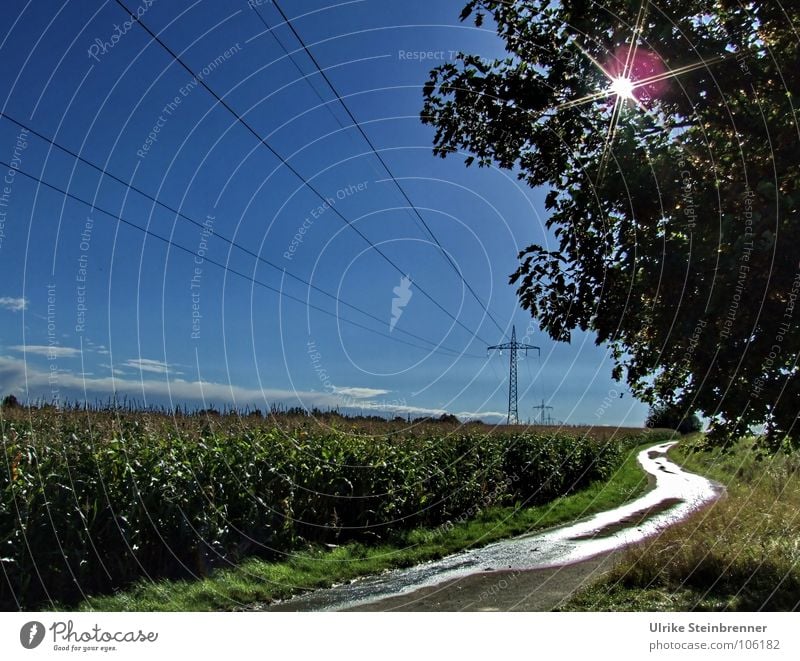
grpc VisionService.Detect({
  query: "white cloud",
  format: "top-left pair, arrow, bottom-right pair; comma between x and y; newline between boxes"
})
99,363 -> 128,377
456,411 -> 507,421
0,355 -> 506,422
0,297 -> 28,311
122,358 -> 176,374
84,339 -> 110,355
0,355 -> 351,409
0,356 -> 27,391
352,399 -> 507,421
10,345 -> 80,358
331,386 -> 390,399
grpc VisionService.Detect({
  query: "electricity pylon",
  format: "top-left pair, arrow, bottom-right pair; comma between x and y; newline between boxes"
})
532,399 -> 554,425
488,325 -> 540,425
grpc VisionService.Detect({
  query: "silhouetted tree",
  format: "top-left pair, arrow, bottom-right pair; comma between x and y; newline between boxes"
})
422,1 -> 799,448
647,404 -> 702,435
2,394 -> 20,409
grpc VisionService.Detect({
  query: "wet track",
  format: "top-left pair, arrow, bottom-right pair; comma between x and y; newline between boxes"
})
268,441 -> 722,611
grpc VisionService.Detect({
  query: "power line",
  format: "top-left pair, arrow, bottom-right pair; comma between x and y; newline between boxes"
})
247,4 -> 392,188
0,111 -> 478,358
268,0 -> 509,340
248,6 -> 351,135
113,0 -> 491,346
1,156 -> 482,359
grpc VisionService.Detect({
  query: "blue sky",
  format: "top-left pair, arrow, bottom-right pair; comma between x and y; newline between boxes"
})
0,0 -> 648,426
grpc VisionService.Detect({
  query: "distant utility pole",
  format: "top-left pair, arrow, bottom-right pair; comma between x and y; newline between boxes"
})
488,325 -> 540,425
532,399 -> 554,425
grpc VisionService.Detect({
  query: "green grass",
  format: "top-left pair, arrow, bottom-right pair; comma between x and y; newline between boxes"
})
562,437 -> 800,611
77,441 -> 658,611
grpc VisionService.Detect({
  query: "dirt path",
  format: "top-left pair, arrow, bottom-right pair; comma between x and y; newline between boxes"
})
345,552 -> 623,611
268,442 -> 722,612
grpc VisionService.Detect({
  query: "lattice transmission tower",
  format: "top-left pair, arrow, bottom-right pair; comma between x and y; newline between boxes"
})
532,399 -> 554,425
488,325 -> 540,425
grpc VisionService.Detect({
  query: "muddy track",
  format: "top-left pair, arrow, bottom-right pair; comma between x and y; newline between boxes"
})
267,441 -> 723,611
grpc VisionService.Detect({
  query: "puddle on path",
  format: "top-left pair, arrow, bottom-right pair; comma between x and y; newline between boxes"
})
268,441 -> 721,611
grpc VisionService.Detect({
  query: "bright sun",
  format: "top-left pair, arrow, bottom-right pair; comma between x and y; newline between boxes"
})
610,76 -> 635,100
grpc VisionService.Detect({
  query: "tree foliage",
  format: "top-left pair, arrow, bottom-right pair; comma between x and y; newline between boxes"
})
1,394 -> 20,410
646,403 -> 702,434
422,0 -> 800,448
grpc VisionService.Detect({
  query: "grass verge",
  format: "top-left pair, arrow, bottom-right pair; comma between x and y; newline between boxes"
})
562,437 -> 800,611
77,441 -> 657,611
